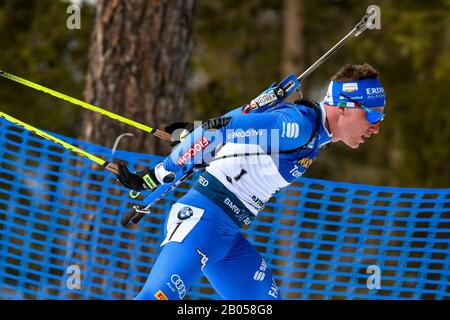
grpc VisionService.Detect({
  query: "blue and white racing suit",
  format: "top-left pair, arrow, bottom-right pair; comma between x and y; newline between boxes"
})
135,101 -> 332,300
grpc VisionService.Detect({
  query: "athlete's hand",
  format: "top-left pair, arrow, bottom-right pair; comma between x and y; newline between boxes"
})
116,163 -> 175,191
116,164 -> 158,191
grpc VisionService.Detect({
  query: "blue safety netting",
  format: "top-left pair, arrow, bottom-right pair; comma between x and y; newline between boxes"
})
0,117 -> 449,300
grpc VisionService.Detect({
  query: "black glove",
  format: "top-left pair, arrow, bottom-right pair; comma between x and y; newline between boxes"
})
116,164 -> 159,191
116,163 -> 176,191
202,116 -> 231,130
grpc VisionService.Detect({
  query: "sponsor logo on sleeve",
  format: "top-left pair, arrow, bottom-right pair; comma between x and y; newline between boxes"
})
284,122 -> 299,138
176,136 -> 210,165
227,129 -> 263,139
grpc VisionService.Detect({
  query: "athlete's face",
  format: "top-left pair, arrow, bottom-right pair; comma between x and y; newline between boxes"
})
335,106 -> 383,149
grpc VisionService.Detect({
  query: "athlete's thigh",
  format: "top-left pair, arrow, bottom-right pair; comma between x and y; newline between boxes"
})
203,233 -> 281,300
134,202 -> 219,300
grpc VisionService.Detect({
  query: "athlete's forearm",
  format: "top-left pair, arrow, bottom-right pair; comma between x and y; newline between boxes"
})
161,106 -> 244,172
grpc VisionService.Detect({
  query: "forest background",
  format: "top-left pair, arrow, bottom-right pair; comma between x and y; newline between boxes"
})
0,0 -> 448,188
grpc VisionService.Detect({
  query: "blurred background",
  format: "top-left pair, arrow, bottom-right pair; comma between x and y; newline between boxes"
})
0,0 -> 449,301
0,0 -> 448,188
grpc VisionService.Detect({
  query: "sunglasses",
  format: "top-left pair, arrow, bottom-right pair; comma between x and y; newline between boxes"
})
339,92 -> 385,124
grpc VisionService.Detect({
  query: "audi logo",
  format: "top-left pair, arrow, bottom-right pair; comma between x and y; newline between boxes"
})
170,274 -> 186,299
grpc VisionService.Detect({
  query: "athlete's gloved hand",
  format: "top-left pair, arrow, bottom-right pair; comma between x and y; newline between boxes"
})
116,163 -> 175,191
202,116 -> 232,130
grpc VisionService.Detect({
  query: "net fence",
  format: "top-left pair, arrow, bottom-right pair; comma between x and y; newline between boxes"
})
0,117 -> 449,300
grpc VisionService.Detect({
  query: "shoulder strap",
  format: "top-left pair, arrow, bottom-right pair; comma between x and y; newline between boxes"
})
280,98 -> 322,154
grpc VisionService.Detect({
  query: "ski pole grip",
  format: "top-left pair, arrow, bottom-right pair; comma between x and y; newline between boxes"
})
131,212 -> 146,224
121,205 -> 149,227
121,208 -> 136,227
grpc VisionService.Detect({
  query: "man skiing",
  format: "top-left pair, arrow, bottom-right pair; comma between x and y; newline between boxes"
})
116,63 -> 386,300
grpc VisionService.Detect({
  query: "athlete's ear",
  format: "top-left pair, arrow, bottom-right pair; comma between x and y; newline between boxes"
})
337,106 -> 347,117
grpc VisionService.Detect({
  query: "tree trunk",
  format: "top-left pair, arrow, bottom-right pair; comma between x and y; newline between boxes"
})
71,0 -> 195,299
276,0 -> 305,290
282,0 -> 304,102
80,0 -> 195,155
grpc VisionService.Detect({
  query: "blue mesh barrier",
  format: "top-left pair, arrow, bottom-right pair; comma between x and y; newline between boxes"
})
0,117 -> 449,300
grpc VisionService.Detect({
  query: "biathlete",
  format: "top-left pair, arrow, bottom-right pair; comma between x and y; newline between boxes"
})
116,63 -> 386,300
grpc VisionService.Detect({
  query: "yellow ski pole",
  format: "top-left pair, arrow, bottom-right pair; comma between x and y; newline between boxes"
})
0,70 -> 172,142
0,111 -> 119,175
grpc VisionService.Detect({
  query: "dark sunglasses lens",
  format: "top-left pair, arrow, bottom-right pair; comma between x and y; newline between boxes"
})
366,110 -> 384,124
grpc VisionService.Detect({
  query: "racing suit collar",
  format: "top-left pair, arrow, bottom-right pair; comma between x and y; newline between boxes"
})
318,102 -> 332,148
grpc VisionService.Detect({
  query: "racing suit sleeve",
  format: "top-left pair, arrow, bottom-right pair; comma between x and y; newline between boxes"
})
220,107 -> 313,151
162,106 -> 314,173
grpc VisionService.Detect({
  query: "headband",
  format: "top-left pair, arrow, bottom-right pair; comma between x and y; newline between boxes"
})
323,79 -> 386,108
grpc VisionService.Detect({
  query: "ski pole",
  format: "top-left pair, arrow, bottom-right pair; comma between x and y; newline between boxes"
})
0,70 -> 172,142
297,12 -> 375,82
0,111 -> 119,175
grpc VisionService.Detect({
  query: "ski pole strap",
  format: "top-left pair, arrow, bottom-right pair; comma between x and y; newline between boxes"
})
0,111 -> 119,175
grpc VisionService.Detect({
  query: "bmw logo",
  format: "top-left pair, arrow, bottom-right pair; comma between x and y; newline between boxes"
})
177,207 -> 193,220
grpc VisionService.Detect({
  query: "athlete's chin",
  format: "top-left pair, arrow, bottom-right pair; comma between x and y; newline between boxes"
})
344,141 -> 361,149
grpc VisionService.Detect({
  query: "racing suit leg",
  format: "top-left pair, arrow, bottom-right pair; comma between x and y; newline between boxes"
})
133,189 -> 239,300
133,241 -> 202,300
203,232 -> 282,300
